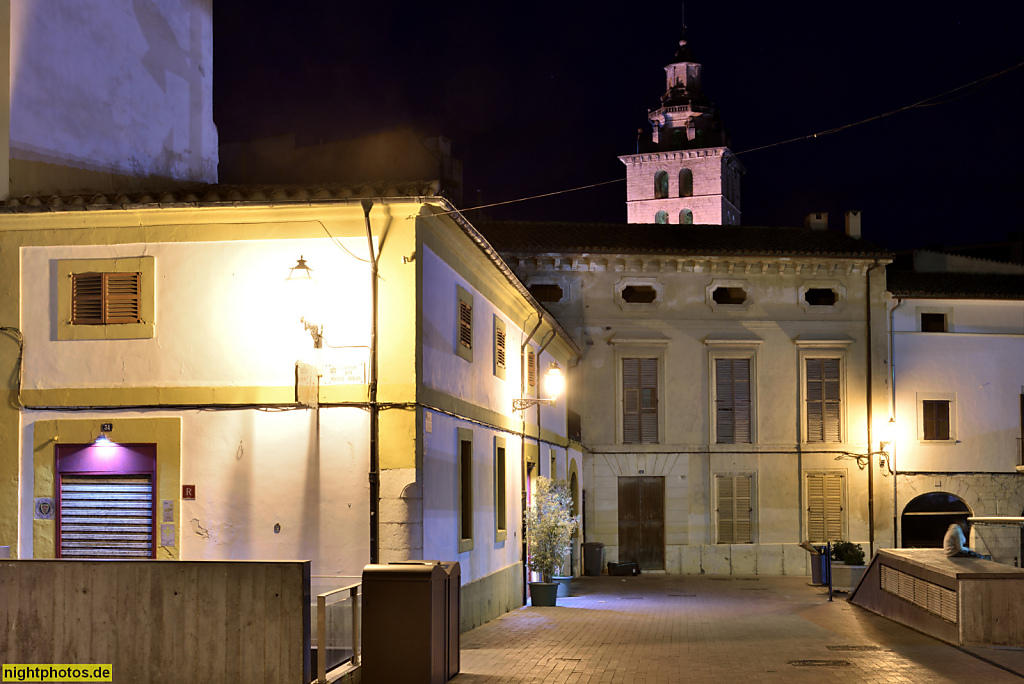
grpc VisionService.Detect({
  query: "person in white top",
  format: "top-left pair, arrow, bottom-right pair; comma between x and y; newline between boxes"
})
943,523 -> 981,558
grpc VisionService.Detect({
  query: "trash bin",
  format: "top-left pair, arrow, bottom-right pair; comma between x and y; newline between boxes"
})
799,542 -> 831,585
582,542 -> 604,576
403,560 -> 460,680
362,562 -> 448,684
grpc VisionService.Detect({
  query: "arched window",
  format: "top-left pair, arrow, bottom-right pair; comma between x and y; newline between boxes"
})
679,169 -> 693,197
654,171 -> 668,199
679,209 -> 694,225
901,492 -> 971,548
655,211 -> 668,224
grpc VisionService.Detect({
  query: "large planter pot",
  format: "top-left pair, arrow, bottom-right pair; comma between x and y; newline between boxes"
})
553,576 -> 572,597
529,582 -> 559,606
830,561 -> 868,592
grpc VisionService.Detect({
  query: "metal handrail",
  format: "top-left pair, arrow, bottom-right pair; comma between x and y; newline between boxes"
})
316,582 -> 360,684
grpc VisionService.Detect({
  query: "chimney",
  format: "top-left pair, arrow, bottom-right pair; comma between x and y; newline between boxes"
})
845,210 -> 862,239
804,212 -> 828,231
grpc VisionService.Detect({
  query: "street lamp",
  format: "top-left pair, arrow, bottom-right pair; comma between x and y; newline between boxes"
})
514,363 -> 564,412
877,417 -> 896,470
287,255 -> 322,348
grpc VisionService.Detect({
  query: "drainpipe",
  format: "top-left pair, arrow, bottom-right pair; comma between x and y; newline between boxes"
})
889,297 -> 905,546
363,199 -> 380,564
520,315 -> 543,605
865,260 -> 883,559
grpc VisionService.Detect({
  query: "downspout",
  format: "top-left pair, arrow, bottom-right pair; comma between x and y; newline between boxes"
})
362,199 -> 380,564
865,260 -> 884,559
889,297 -> 905,547
520,315 -> 543,605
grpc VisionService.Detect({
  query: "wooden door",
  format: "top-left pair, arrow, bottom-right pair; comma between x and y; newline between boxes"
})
617,476 -> 665,570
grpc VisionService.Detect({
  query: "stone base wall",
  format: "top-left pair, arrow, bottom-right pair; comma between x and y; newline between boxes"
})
603,543 -> 819,576
460,562 -> 523,633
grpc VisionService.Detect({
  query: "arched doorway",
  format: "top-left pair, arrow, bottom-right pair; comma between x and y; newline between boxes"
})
901,492 -> 971,548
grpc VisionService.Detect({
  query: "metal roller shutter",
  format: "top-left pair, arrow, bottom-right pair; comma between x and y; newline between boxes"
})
59,474 -> 154,558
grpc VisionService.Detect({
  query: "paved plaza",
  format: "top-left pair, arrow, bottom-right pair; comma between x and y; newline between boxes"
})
454,575 -> 1024,683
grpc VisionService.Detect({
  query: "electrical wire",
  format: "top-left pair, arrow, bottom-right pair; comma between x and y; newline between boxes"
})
415,60 -> 1024,217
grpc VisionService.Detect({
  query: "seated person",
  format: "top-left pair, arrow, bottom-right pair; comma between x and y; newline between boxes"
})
943,523 -> 982,558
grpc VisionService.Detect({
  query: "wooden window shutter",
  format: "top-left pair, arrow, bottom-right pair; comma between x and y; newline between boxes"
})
623,358 -> 658,444
807,472 -> 843,542
716,359 -> 751,444
716,474 -> 752,544
493,317 -> 506,379
459,300 -> 472,350
806,358 -> 840,442
72,272 -> 141,325
623,358 -> 641,444
527,348 -> 536,390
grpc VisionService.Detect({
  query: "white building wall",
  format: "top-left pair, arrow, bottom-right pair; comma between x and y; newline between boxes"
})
9,0 -> 217,193
21,238 -> 371,390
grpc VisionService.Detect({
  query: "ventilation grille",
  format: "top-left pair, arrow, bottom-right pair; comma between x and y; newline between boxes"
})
880,564 -> 957,623
60,475 -> 154,558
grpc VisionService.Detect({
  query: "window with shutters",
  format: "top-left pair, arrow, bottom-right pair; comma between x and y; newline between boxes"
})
716,474 -> 753,544
57,257 -> 155,340
622,357 -> 659,444
494,436 -> 507,542
456,285 -> 473,362
715,358 -> 751,444
458,428 -> 474,553
72,272 -> 142,325
493,316 -> 506,380
806,471 -> 845,542
917,392 -> 957,442
805,357 -> 842,443
526,347 -> 537,396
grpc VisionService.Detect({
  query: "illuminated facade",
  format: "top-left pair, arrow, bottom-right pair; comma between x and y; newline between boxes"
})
0,188 -> 579,630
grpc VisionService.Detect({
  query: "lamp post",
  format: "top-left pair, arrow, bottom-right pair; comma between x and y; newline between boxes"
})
287,255 -> 323,348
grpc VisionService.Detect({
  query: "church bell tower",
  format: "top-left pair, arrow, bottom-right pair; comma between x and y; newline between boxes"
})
619,19 -> 743,225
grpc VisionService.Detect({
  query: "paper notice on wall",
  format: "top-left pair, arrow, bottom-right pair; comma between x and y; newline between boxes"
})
162,500 -> 174,523
160,524 -> 175,547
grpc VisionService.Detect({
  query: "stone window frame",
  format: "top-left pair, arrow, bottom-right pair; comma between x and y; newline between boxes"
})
798,280 -> 847,314
525,276 -> 570,306
705,278 -> 752,312
615,277 -> 664,312
706,342 -> 761,446
796,339 -> 853,446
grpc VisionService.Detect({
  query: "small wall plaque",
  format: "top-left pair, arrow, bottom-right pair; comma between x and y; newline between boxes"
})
160,524 -> 175,547
100,423 -> 113,432
34,497 -> 55,520
182,484 -> 196,500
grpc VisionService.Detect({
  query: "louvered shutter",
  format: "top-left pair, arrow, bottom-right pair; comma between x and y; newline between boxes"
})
495,325 -> 506,369
71,273 -> 104,324
716,359 -> 751,444
459,299 -> 472,350
527,349 -> 537,391
807,472 -> 843,542
716,475 -> 752,544
640,358 -> 658,444
806,358 -> 840,442
104,273 -> 142,323
71,272 -> 141,325
623,358 -> 641,444
59,475 -> 154,558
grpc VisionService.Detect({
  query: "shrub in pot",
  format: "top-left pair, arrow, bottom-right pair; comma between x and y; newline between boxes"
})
526,477 -> 577,606
830,541 -> 865,565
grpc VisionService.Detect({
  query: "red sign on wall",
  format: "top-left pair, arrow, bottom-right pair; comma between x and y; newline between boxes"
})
182,484 -> 196,500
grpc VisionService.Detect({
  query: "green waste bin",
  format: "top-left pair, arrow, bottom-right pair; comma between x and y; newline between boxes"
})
362,562 -> 448,684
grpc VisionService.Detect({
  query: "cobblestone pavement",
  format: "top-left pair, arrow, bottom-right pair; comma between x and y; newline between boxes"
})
454,575 -> 1024,683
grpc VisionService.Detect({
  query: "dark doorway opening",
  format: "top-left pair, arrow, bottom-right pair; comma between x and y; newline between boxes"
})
901,492 -> 971,548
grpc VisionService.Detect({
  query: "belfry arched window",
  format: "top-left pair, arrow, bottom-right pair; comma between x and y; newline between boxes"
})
655,211 -> 668,224
679,169 -> 693,197
654,171 -> 669,199
679,209 -> 694,225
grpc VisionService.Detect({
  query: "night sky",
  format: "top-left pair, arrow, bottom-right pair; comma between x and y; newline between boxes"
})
215,2 -> 1024,251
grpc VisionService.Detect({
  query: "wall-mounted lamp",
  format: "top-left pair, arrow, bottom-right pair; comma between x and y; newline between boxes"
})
514,363 -> 564,412
877,417 -> 896,470
92,432 -> 115,447
287,255 -> 323,349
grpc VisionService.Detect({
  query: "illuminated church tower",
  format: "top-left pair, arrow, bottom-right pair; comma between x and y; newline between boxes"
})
619,20 -> 743,225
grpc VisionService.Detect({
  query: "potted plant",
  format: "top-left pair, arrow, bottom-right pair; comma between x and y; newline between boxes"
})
829,541 -> 867,592
526,477 -> 577,606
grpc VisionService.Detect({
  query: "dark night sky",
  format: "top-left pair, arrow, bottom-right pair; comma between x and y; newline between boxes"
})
215,2 -> 1024,251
